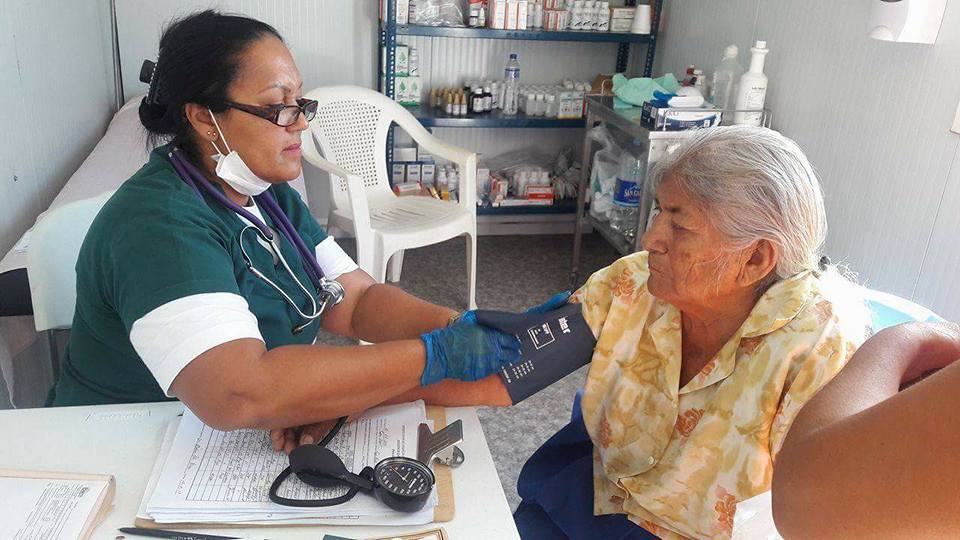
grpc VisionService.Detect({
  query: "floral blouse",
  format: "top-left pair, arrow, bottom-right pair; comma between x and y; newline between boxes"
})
571,251 -> 868,540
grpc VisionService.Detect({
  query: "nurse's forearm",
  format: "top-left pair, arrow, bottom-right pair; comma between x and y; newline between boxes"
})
351,283 -> 457,341
172,338 -> 428,430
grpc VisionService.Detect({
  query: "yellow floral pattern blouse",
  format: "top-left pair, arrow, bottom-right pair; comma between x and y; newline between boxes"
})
572,252 -> 868,540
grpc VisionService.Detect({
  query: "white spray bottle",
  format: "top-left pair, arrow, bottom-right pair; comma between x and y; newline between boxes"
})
733,40 -> 768,126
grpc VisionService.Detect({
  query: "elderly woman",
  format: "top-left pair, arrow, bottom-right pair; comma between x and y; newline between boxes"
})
512,126 -> 871,540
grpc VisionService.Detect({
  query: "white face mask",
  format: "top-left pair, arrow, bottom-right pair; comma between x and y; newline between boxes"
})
208,108 -> 272,197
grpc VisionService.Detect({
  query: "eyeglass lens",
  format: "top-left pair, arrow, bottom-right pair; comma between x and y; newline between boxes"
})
277,101 -> 318,126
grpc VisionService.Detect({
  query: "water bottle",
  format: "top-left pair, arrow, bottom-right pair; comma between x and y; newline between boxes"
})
710,45 -> 745,112
610,155 -> 646,240
503,53 -> 521,115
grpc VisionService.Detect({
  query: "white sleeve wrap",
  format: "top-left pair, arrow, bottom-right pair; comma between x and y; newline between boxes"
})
130,293 -> 264,396
315,236 -> 359,280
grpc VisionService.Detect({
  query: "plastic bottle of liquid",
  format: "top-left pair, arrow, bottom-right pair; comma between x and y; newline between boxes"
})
610,155 -> 646,239
449,170 -> 460,202
545,94 -> 557,117
482,85 -> 493,112
503,53 -> 521,115
408,47 -> 419,77
472,88 -> 484,114
516,170 -> 530,197
444,93 -> 454,115
598,1 -> 610,31
437,169 -> 448,199
709,45 -> 744,111
734,40 -> 769,126
692,69 -> 706,95
572,1 -> 584,30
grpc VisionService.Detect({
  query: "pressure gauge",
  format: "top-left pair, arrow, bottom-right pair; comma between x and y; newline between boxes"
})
371,456 -> 435,512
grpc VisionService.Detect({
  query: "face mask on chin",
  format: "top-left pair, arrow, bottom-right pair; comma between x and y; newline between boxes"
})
207,108 -> 272,197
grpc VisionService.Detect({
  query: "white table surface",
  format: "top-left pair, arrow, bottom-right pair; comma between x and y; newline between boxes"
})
0,401 -> 520,540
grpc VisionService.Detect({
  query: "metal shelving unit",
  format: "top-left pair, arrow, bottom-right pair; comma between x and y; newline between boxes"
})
394,24 -> 656,43
378,0 -> 665,216
405,105 -> 587,128
477,198 -> 580,215
569,95 -> 773,285
569,95 -> 708,284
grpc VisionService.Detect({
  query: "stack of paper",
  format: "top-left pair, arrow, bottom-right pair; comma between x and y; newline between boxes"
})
0,470 -> 114,540
138,401 -> 437,526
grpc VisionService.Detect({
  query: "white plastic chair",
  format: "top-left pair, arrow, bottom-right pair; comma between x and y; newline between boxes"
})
27,191 -> 114,377
301,86 -> 478,309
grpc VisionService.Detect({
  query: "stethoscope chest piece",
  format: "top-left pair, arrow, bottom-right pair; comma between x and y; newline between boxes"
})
168,148 -> 346,336
237,224 -> 345,335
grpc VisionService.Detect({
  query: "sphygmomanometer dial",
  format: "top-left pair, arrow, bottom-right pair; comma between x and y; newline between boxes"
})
372,456 -> 435,512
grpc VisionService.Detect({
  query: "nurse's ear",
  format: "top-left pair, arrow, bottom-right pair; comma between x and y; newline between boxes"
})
184,103 -> 224,154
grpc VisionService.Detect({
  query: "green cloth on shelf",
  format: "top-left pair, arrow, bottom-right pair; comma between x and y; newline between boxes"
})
611,73 -> 682,107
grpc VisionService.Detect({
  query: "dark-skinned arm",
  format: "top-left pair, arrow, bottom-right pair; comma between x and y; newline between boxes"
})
319,268 -> 457,342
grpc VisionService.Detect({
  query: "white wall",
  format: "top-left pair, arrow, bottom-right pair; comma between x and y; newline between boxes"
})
655,0 -> 960,321
116,0 -> 380,217
0,0 -> 118,409
0,0 -> 117,256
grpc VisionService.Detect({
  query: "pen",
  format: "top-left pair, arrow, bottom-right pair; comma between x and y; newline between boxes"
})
117,527 -> 241,540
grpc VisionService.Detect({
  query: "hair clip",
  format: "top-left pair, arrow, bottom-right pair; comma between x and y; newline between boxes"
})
139,59 -> 161,105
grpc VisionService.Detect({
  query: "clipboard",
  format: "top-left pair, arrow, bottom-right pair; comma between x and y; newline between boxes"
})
135,405 -> 455,529
0,469 -> 115,540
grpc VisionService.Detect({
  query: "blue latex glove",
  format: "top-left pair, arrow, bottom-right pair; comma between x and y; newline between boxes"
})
456,291 -> 572,326
419,324 -> 521,386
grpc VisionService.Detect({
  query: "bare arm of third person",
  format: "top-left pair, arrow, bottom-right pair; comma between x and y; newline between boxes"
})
772,322 -> 960,539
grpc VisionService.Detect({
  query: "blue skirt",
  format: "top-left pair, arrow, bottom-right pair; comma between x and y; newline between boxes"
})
513,402 -> 659,540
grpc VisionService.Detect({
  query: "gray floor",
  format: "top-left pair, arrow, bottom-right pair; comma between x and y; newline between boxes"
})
320,233 -> 619,510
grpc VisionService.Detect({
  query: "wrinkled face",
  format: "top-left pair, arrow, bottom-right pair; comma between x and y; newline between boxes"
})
209,36 -> 307,182
641,174 -> 744,311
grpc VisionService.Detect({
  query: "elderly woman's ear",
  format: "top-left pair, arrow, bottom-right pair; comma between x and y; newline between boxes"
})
736,239 -> 778,289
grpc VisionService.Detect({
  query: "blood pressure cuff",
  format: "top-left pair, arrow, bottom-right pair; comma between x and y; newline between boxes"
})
475,302 -> 597,404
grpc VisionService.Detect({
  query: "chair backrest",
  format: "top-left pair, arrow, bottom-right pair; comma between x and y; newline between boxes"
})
27,191 -> 115,331
303,86 -> 421,211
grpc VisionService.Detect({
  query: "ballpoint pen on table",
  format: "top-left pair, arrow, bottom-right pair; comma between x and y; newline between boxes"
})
117,527 -> 241,540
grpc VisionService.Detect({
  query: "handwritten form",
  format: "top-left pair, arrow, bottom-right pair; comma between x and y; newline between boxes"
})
0,477 -> 110,540
141,401 -> 436,525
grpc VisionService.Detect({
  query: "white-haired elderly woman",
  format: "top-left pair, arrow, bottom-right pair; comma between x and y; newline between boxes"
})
511,126 -> 871,540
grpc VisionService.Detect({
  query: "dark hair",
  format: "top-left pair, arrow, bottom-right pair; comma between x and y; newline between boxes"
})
139,10 -> 283,155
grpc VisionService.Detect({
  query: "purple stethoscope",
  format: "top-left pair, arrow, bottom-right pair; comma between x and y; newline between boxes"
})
167,147 -> 344,334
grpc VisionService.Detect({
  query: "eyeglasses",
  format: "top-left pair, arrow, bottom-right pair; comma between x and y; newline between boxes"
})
219,98 -> 318,127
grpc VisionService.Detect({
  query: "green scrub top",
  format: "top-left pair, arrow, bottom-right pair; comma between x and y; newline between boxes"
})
48,145 -> 328,406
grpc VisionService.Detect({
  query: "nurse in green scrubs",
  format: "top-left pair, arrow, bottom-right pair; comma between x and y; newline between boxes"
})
49,11 -> 516,448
